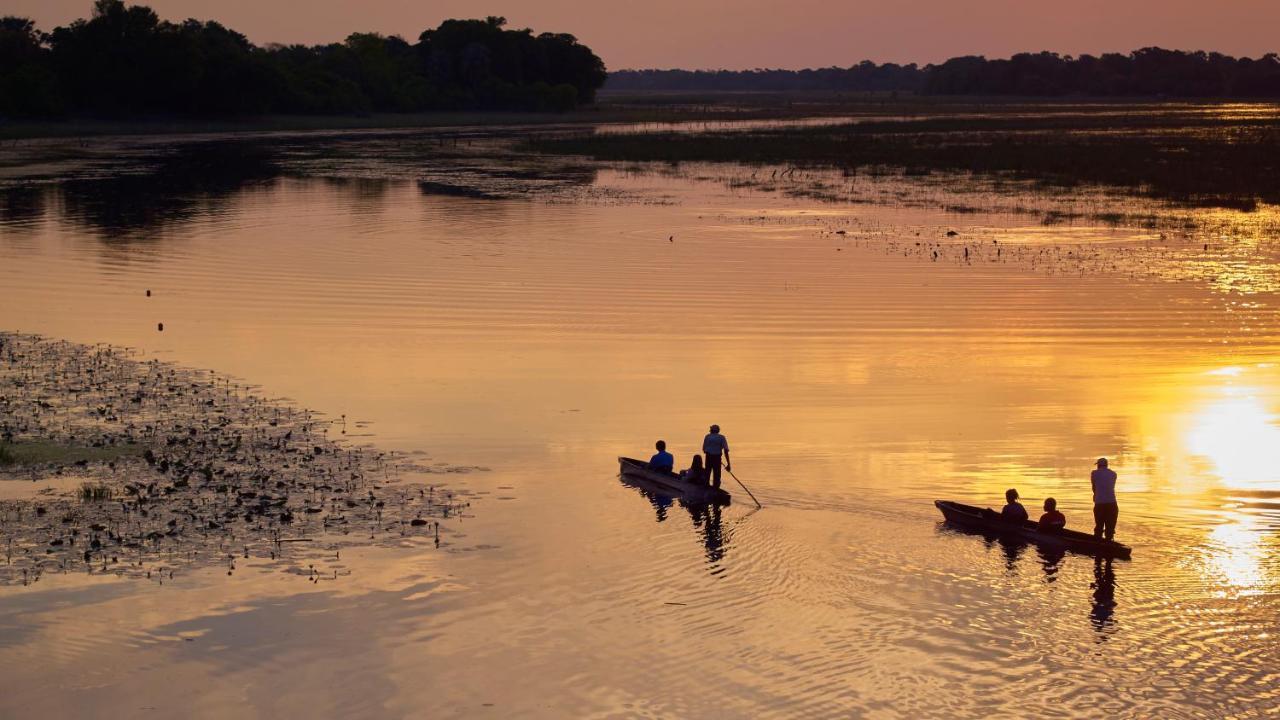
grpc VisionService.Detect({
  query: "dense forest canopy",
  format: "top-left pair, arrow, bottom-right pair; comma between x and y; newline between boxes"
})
0,1 -> 607,117
6,4 -> 1280,120
608,49 -> 1280,97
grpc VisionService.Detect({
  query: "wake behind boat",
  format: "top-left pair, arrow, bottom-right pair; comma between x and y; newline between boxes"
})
936,500 -> 1133,560
619,457 -> 732,506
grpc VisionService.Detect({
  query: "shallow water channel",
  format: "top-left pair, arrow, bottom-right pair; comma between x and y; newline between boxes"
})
1,128 -> 1279,718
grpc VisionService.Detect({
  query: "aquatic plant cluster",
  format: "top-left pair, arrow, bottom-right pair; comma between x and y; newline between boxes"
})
0,332 -> 481,586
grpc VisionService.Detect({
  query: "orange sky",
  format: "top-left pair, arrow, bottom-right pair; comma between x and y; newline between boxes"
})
12,0 -> 1280,70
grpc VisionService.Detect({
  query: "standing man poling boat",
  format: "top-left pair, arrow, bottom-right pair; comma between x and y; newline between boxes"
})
1091,457 -> 1119,541
703,424 -> 730,488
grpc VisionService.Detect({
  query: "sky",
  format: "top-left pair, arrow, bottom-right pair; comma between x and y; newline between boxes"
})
12,0 -> 1280,70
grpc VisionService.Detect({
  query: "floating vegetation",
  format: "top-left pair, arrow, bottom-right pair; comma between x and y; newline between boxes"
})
0,332 -> 488,586
528,107 -> 1280,210
77,482 -> 112,502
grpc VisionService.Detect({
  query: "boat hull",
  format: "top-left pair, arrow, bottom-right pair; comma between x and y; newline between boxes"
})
619,457 -> 731,506
935,500 -> 1132,560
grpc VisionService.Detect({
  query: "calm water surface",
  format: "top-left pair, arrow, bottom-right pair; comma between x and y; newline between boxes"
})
1,133 -> 1279,718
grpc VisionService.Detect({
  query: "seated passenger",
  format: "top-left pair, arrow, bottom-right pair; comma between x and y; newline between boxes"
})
1001,488 -> 1029,523
1038,497 -> 1066,532
680,455 -> 706,485
648,440 -> 674,473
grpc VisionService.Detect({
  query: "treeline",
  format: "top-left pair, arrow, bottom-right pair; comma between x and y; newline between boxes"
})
606,62 -> 922,93
607,48 -> 1280,97
0,1 -> 606,118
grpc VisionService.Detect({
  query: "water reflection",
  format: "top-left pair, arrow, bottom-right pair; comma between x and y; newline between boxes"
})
1202,517 -> 1272,595
620,475 -> 728,565
1090,558 -> 1118,638
0,141 -> 279,241
684,502 -> 726,564
0,133 -> 601,242
0,185 -> 45,229
1186,390 -> 1280,488
1036,544 -> 1067,583
995,536 -> 1026,573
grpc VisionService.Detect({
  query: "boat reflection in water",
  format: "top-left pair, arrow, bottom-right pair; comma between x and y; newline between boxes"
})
619,473 -> 728,564
938,521 -> 1121,636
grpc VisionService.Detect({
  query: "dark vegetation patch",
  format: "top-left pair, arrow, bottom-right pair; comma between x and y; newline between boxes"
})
0,332 -> 486,586
0,441 -> 142,467
608,48 -> 1280,98
0,2 -> 605,119
529,109 -> 1280,209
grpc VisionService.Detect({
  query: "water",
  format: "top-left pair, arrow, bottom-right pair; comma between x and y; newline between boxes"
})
1,128 -> 1279,718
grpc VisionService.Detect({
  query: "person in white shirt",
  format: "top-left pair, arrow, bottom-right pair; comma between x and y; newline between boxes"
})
1091,458 -> 1119,541
702,424 -> 730,488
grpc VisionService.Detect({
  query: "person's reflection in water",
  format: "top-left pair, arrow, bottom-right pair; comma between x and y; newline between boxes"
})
1090,557 -> 1118,637
996,536 -> 1026,573
638,488 -> 672,522
683,501 -> 726,564
1036,544 -> 1066,583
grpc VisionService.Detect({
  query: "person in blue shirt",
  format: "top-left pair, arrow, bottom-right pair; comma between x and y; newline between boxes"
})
648,440 -> 674,473
702,424 -> 730,488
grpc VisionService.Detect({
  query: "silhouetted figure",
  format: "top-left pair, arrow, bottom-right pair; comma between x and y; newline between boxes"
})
1038,497 -> 1066,532
1000,488 -> 1028,523
1091,458 -> 1119,541
680,454 -> 706,486
702,424 -> 730,488
648,440 -> 674,473
1090,557 -> 1117,634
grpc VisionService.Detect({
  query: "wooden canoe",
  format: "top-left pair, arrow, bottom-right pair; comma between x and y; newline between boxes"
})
935,500 -> 1132,560
618,457 -> 731,506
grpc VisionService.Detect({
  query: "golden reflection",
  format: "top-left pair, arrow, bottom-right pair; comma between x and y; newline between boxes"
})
1185,392 -> 1280,488
1203,519 -> 1269,596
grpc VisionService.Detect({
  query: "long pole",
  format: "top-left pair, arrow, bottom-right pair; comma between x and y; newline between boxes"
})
726,468 -> 762,509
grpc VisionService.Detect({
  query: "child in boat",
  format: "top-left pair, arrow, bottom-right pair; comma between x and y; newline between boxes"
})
680,455 -> 706,485
1039,498 -> 1066,532
1000,488 -> 1029,522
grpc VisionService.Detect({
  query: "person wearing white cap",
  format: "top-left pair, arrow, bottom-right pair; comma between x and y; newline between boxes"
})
1091,458 -> 1119,541
702,424 -> 730,488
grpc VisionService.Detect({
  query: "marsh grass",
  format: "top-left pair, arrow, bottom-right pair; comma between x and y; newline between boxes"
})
529,108 -> 1280,209
78,482 -> 113,502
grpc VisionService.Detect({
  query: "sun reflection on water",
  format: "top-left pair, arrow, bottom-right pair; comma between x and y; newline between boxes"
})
1181,366 -> 1280,595
1186,391 -> 1280,488
1202,519 -> 1270,596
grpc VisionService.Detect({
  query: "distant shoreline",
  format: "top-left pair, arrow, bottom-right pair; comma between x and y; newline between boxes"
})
5,94 -> 1269,142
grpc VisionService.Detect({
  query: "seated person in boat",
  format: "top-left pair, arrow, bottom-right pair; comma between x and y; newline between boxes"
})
1000,488 -> 1029,523
1038,497 -> 1066,532
680,455 -> 707,485
649,440 -> 675,473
